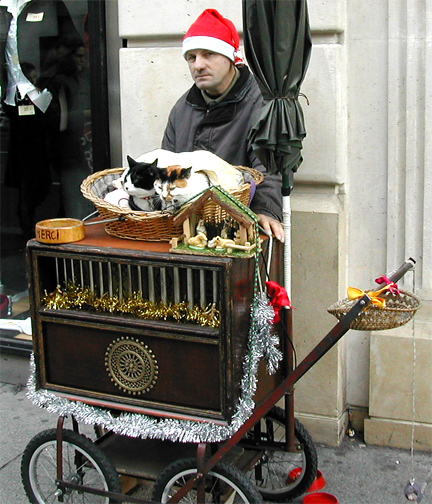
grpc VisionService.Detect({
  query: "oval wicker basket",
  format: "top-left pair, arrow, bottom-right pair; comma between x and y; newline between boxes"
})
81,166 -> 263,241
327,290 -> 421,331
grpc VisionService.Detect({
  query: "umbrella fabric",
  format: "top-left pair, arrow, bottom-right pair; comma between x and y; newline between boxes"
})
243,0 -> 312,187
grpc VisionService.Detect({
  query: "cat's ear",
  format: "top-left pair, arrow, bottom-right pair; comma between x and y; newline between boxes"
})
127,155 -> 137,168
151,159 -> 159,168
181,167 -> 192,179
157,167 -> 168,180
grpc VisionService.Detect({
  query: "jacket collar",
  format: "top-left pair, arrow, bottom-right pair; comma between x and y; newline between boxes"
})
186,65 -> 252,109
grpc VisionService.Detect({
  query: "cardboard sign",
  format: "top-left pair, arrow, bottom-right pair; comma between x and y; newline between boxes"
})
18,104 -> 35,116
26,12 -> 44,22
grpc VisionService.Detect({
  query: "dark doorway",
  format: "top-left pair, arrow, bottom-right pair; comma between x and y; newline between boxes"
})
0,0 -> 109,354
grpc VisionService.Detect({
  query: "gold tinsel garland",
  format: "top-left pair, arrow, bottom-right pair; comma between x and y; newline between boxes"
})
42,282 -> 221,328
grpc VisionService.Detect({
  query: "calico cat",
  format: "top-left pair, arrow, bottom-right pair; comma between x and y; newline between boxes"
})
120,156 -> 161,211
154,164 -> 210,211
132,148 -> 244,212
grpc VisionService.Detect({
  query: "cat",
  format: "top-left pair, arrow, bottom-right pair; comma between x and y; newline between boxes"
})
138,149 -> 245,190
137,149 -> 245,212
119,155 -> 161,211
154,164 -> 211,211
105,155 -> 209,212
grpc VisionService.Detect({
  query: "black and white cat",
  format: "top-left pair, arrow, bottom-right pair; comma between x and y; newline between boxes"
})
121,156 -> 161,211
104,156 -> 160,211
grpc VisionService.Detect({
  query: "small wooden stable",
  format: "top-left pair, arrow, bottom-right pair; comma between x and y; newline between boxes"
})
170,186 -> 259,256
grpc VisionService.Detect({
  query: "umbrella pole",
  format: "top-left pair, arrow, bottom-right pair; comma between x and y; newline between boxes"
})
283,194 -> 292,297
282,191 -> 296,449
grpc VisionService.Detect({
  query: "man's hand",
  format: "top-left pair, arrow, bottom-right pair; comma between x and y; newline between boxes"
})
257,214 -> 285,243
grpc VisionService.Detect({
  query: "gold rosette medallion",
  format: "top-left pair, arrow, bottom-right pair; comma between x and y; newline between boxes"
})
105,337 -> 158,395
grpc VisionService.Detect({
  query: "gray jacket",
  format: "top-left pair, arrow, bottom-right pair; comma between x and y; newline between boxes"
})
162,66 -> 282,220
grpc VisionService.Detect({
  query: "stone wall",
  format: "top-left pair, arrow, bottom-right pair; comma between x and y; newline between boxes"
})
114,0 -> 432,448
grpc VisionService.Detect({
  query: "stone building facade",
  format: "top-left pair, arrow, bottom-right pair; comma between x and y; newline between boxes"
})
107,0 -> 431,448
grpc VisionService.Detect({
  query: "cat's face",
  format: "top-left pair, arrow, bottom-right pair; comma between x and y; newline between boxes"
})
123,156 -> 158,197
154,165 -> 192,210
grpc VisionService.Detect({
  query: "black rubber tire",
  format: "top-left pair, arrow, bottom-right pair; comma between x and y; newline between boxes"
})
152,456 -> 263,504
21,428 -> 122,503
244,407 -> 318,502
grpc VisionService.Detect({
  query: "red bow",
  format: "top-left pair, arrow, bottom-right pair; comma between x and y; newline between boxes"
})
375,275 -> 401,295
265,281 -> 292,323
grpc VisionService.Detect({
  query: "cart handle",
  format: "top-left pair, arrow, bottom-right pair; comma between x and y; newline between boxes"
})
184,258 -> 417,490
378,257 -> 416,284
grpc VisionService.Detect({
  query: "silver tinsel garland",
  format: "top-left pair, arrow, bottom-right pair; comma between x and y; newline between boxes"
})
27,292 -> 282,443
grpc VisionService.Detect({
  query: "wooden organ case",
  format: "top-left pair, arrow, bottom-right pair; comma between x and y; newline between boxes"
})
27,226 -> 282,424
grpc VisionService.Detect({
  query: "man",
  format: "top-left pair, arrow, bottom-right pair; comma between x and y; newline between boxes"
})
162,9 -> 284,242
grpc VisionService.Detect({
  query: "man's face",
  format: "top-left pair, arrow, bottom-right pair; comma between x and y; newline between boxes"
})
73,47 -> 86,72
186,49 -> 235,95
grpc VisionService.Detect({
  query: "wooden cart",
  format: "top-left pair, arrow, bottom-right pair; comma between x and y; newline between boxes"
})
21,223 -> 416,503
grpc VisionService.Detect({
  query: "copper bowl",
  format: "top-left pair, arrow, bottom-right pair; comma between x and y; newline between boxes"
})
35,218 -> 85,244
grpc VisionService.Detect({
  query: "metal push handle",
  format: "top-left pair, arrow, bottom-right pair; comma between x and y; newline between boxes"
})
193,258 -> 418,475
378,257 -> 416,284
168,258 -> 418,503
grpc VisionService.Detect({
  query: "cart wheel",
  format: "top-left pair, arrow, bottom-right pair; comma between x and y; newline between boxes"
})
21,428 -> 122,504
244,407 -> 318,502
152,456 -> 262,504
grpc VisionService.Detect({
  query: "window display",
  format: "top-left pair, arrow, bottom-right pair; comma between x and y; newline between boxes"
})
0,0 -> 109,353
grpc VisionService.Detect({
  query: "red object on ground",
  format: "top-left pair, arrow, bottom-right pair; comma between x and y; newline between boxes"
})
287,468 -> 326,492
303,492 -> 339,504
307,470 -> 326,492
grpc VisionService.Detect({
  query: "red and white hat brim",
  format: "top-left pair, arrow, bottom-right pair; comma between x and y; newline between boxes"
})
182,36 -> 235,62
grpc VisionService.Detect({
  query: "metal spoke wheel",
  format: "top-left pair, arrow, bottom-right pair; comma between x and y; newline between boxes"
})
152,456 -> 263,504
244,407 -> 318,502
21,428 -> 121,503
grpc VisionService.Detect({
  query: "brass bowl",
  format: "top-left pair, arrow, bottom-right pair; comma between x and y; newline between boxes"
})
35,218 -> 85,244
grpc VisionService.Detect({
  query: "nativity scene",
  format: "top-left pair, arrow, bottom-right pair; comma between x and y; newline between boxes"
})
169,185 -> 261,257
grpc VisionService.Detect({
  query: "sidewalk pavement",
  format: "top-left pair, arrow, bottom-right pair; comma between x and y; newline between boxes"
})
1,354 -> 431,504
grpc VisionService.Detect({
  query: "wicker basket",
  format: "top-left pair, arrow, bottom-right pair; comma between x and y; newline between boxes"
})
81,167 -> 263,241
327,289 -> 421,331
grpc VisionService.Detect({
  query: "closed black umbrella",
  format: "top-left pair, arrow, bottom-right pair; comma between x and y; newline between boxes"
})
243,0 -> 312,193
243,3 -> 312,450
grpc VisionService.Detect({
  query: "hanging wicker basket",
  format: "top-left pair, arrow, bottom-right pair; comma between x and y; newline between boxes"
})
327,289 -> 421,331
80,167 -> 263,241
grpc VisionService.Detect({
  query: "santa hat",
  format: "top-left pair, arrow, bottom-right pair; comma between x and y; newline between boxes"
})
182,9 -> 244,65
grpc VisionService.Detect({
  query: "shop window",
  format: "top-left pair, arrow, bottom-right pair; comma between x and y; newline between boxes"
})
0,0 -> 110,354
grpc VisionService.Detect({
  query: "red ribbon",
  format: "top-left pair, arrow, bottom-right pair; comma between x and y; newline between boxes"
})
266,281 -> 292,323
0,294 -> 9,317
375,275 -> 401,295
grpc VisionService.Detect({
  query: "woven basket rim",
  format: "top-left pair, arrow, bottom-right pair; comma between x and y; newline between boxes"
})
327,290 -> 421,331
80,166 -> 263,221
328,290 -> 421,315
